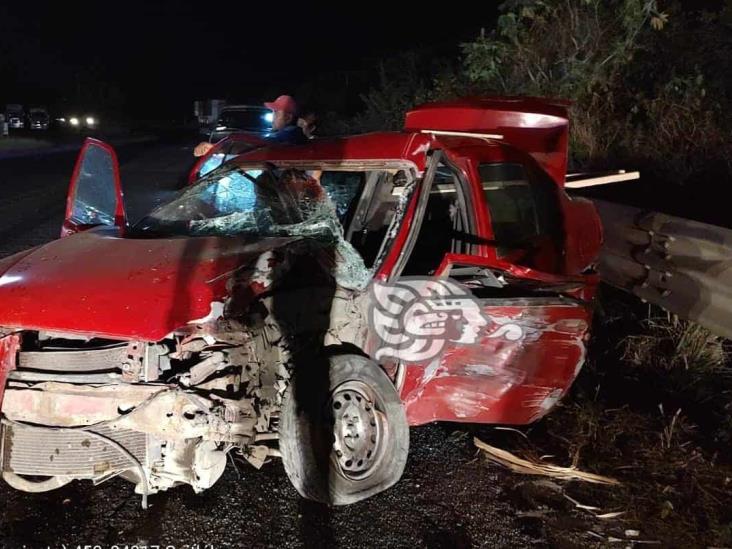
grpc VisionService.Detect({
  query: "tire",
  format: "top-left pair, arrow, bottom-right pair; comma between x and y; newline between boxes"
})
279,353 -> 409,505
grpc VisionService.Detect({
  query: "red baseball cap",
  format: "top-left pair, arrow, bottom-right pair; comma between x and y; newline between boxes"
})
264,95 -> 298,115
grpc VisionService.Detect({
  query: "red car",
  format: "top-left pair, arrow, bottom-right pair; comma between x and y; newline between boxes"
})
0,97 -> 601,506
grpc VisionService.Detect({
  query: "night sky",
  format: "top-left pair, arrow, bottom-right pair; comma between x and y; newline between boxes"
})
0,1 -> 499,119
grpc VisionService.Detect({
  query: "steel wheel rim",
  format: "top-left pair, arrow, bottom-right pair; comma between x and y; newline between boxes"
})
329,380 -> 388,480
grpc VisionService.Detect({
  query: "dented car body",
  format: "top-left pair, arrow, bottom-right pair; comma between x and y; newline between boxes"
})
0,97 -> 601,505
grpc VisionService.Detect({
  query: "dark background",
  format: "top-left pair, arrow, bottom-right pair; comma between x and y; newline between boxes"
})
0,0 -> 500,121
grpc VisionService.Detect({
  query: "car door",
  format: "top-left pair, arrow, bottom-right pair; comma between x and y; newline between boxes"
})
382,150 -> 596,426
61,138 -> 127,237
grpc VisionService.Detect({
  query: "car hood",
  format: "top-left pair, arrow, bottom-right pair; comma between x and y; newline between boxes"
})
0,230 -> 305,340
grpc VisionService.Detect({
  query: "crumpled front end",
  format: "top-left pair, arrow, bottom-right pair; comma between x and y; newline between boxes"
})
0,163 -> 378,505
0,323 -> 285,506
0,246 -> 371,507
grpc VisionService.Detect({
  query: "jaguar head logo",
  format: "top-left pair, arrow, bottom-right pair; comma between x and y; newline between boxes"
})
369,277 -> 490,363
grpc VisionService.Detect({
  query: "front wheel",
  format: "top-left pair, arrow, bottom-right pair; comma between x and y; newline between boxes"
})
279,354 -> 409,505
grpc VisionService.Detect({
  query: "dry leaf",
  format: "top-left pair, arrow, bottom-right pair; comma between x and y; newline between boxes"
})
474,437 -> 620,485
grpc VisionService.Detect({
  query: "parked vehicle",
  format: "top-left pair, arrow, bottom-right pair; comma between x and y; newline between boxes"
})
194,98 -> 227,131
205,104 -> 273,143
5,104 -> 25,130
28,108 -> 50,130
0,97 -> 602,506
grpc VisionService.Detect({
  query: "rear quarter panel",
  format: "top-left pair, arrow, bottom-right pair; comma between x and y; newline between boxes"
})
400,299 -> 590,426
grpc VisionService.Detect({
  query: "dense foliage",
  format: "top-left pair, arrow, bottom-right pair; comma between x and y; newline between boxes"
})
332,1 -> 732,184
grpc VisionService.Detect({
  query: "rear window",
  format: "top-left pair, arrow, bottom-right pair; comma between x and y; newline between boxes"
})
479,163 -> 562,255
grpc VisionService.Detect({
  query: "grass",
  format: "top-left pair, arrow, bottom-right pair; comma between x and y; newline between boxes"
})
622,313 -> 728,374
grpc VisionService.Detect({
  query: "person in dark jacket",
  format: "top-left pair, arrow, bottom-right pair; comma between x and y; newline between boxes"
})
264,95 -> 308,144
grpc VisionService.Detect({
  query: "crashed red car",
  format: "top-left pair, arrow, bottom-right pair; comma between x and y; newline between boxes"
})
0,97 -> 601,506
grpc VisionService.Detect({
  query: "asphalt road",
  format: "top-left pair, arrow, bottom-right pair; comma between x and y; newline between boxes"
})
0,139 -> 550,549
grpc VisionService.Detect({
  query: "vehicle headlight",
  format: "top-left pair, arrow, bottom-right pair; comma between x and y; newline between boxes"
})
86,117 -> 96,126
69,117 -> 80,126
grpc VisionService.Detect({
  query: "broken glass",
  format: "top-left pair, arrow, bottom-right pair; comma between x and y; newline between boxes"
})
134,165 -> 373,289
198,153 -> 228,178
70,143 -> 117,226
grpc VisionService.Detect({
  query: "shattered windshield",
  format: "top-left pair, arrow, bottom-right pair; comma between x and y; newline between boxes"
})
135,165 -> 364,238
133,164 -> 375,288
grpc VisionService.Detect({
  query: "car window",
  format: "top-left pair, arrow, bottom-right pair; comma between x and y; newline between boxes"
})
479,163 -> 563,258
196,139 -> 265,178
400,161 -> 474,276
198,153 -> 229,178
347,170 -> 413,269
137,167 -> 362,236
319,171 -> 364,226
135,164 -> 416,285
135,165 -> 377,289
70,144 -> 117,226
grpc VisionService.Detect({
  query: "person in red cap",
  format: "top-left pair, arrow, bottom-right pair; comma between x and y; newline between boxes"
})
194,94 -> 307,157
264,95 -> 307,144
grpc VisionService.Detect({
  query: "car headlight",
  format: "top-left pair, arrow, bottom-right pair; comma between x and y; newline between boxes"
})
86,116 -> 96,126
69,117 -> 80,126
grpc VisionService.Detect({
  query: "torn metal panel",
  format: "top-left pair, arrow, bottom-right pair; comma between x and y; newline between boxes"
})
399,300 -> 591,426
3,382 -> 166,426
0,334 -> 20,410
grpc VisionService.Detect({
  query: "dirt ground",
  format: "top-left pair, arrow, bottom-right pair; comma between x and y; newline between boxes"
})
0,137 -> 729,548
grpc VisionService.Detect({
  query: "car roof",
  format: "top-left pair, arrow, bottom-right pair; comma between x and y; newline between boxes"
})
232,131 -> 442,172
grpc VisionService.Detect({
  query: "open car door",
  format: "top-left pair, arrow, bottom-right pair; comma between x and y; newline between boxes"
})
382,150 -> 596,426
61,138 -> 126,237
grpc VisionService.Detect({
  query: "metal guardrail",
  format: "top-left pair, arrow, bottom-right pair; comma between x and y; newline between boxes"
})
593,199 -> 732,340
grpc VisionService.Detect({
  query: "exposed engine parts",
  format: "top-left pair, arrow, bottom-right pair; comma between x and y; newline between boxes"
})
0,320 -> 293,506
